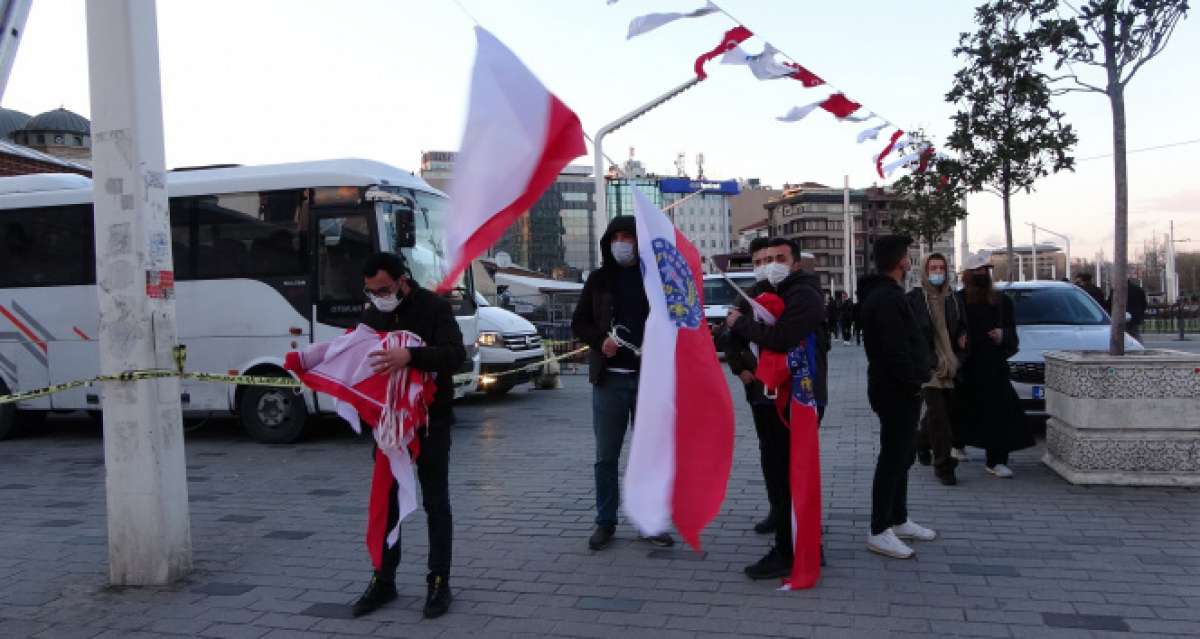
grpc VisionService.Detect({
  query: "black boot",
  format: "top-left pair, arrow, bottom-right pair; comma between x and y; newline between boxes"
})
744,546 -> 792,580
588,525 -> 616,550
423,573 -> 452,619
916,449 -> 933,466
351,572 -> 397,617
753,513 -> 777,535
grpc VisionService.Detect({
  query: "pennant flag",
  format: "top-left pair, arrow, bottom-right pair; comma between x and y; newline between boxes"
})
882,149 -> 924,177
694,25 -> 753,80
857,122 -> 889,143
627,1 -> 718,39
784,61 -> 825,87
839,111 -> 876,123
917,145 -> 936,172
777,100 -> 821,122
819,93 -> 862,118
721,43 -> 827,87
437,27 -> 587,292
623,188 -> 734,550
874,129 -> 905,179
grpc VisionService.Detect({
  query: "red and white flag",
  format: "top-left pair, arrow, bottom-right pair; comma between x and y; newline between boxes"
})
622,188 -> 734,551
694,25 -> 753,80
437,27 -> 586,292
777,93 -> 863,123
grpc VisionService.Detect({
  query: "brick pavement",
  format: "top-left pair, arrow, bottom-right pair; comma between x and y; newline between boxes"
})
1,344 -> 1197,638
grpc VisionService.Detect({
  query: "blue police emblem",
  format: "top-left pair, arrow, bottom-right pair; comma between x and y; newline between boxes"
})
651,237 -> 702,329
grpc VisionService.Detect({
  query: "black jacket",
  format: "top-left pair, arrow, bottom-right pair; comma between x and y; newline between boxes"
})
905,286 -> 967,372
1108,281 -> 1148,325
859,274 -> 932,410
360,284 -> 466,416
729,269 -> 828,405
572,216 -> 647,384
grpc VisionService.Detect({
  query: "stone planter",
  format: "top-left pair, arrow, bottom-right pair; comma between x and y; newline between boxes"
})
1043,349 -> 1200,486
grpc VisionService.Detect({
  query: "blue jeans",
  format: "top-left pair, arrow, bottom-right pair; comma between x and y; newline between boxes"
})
593,372 -> 638,527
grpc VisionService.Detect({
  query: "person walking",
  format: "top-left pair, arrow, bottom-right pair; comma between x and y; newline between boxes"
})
725,237 -> 826,579
907,254 -> 966,486
956,256 -> 1035,478
351,252 -> 465,619
858,235 -> 938,560
1108,279 -> 1148,343
1072,272 -> 1107,309
838,293 -> 854,344
571,216 -> 674,551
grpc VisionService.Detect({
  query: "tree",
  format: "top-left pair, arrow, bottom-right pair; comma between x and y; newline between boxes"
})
1031,0 -> 1190,354
890,146 -> 970,254
946,1 -> 1078,284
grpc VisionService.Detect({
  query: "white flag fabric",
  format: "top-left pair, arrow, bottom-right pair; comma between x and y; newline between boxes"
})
857,122 -> 889,143
626,1 -> 719,39
839,111 -> 877,123
721,43 -> 796,80
777,101 -> 822,122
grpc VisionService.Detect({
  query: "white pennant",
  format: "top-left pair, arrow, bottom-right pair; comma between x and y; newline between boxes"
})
777,100 -> 822,122
721,43 -> 797,80
857,122 -> 889,143
872,134 -> 911,162
626,1 -> 719,39
840,111 -> 877,123
882,142 -> 932,177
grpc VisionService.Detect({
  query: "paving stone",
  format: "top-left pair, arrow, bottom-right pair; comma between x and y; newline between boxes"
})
262,531 -> 313,541
218,515 -> 264,524
949,563 -> 1022,577
1041,612 -> 1132,632
299,602 -> 355,619
191,583 -> 256,596
575,596 -> 644,612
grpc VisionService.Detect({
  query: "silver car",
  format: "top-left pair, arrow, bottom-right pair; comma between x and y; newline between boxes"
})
997,281 -> 1143,417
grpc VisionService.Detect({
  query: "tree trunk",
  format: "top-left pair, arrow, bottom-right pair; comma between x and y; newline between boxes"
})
1105,13 -> 1128,356
1002,163 -> 1015,283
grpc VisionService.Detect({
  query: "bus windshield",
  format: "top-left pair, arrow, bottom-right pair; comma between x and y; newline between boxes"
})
379,189 -> 473,314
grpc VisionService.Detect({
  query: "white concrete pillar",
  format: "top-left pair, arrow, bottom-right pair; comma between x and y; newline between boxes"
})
86,0 -> 191,586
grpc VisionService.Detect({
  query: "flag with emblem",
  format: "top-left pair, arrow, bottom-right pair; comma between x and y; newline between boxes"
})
622,188 -> 734,551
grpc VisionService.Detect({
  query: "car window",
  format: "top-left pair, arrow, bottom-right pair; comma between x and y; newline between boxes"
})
1003,287 -> 1108,326
702,276 -> 754,307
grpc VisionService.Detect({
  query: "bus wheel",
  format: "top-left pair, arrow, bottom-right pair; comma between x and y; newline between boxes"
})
239,385 -> 307,444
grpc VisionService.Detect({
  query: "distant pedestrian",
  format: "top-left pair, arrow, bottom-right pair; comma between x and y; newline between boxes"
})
956,255 -> 1035,479
571,216 -> 674,551
859,235 -> 938,560
907,254 -> 966,486
1072,272 -> 1106,309
838,294 -> 854,344
1108,279 -> 1148,343
852,292 -> 863,345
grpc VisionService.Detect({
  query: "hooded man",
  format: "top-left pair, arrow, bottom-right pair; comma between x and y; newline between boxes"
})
858,235 -> 937,560
724,237 -> 826,579
906,253 -> 966,486
572,216 -> 674,551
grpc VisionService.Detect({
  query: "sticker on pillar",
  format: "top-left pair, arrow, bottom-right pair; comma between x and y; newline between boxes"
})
146,270 -> 175,299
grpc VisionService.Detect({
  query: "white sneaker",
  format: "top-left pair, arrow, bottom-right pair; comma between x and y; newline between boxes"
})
893,519 -> 937,542
952,448 -> 971,462
867,529 -> 915,559
986,464 -> 1014,478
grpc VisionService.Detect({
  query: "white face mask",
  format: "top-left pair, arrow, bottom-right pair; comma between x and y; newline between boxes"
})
369,293 -> 400,312
764,262 -> 791,287
611,240 -> 636,266
753,265 -> 768,282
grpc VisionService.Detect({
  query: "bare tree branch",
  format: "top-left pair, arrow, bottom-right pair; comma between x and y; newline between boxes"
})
1120,10 -> 1187,86
1047,74 -> 1107,92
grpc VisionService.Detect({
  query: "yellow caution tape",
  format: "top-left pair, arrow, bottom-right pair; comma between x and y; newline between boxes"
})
0,344 -> 592,405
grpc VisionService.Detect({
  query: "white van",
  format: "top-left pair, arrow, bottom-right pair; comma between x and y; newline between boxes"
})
467,293 -> 545,395
0,160 -> 479,443
702,271 -> 757,337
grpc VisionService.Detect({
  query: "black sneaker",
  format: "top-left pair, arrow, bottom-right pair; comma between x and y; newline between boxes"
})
744,547 -> 792,580
351,572 -> 398,617
588,525 -> 616,550
423,573 -> 452,619
938,472 -> 958,486
916,449 -> 932,466
638,532 -> 675,547
753,514 -> 777,535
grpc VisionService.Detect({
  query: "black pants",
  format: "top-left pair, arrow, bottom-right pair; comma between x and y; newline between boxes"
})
751,402 -> 792,556
870,396 -> 920,535
917,388 -> 959,478
379,413 -> 453,580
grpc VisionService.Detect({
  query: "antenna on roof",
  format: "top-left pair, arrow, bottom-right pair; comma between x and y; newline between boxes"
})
695,152 -> 705,180
675,152 -> 686,177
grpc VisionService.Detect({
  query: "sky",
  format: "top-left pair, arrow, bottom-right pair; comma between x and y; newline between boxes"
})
4,0 -> 1198,263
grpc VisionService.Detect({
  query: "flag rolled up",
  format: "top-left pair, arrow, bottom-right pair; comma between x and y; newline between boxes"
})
437,27 -> 586,292
622,188 -> 734,551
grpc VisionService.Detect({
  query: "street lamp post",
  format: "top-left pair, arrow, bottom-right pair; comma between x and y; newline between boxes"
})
1028,222 -> 1072,282
592,76 -> 703,267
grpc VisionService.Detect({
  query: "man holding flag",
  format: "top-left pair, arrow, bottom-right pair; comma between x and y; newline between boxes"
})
725,237 -> 826,586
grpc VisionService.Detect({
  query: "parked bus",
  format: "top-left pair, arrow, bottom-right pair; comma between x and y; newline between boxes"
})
0,159 -> 478,443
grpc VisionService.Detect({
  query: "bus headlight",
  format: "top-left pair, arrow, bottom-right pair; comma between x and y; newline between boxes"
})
476,331 -> 501,348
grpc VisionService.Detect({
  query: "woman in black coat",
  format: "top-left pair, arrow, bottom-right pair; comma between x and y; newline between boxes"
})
955,265 -> 1035,478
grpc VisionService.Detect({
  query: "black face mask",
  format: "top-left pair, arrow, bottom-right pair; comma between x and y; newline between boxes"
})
971,273 -> 991,287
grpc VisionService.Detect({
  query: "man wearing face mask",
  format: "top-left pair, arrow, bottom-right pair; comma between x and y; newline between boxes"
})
351,252 -> 465,619
572,216 -> 674,551
725,237 -> 827,579
858,235 -> 937,560
906,254 -> 967,486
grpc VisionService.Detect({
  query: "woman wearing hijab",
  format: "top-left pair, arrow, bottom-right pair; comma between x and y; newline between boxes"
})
955,258 -> 1035,478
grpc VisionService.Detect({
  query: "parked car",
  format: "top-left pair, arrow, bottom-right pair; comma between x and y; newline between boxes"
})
468,293 -> 546,395
998,281 -> 1142,417
702,272 -> 756,344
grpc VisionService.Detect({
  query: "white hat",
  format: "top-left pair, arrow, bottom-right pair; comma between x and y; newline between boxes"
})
961,251 -> 993,271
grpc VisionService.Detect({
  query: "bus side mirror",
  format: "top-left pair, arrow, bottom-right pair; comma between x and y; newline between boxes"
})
395,208 -> 416,248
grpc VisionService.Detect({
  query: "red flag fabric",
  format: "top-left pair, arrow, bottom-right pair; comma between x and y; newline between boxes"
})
819,93 -> 862,118
781,341 -> 822,591
875,129 -> 905,179
785,62 -> 825,87
917,146 -> 936,173
694,25 -> 753,79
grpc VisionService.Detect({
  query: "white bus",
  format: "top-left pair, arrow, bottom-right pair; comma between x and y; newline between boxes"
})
0,159 -> 479,443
